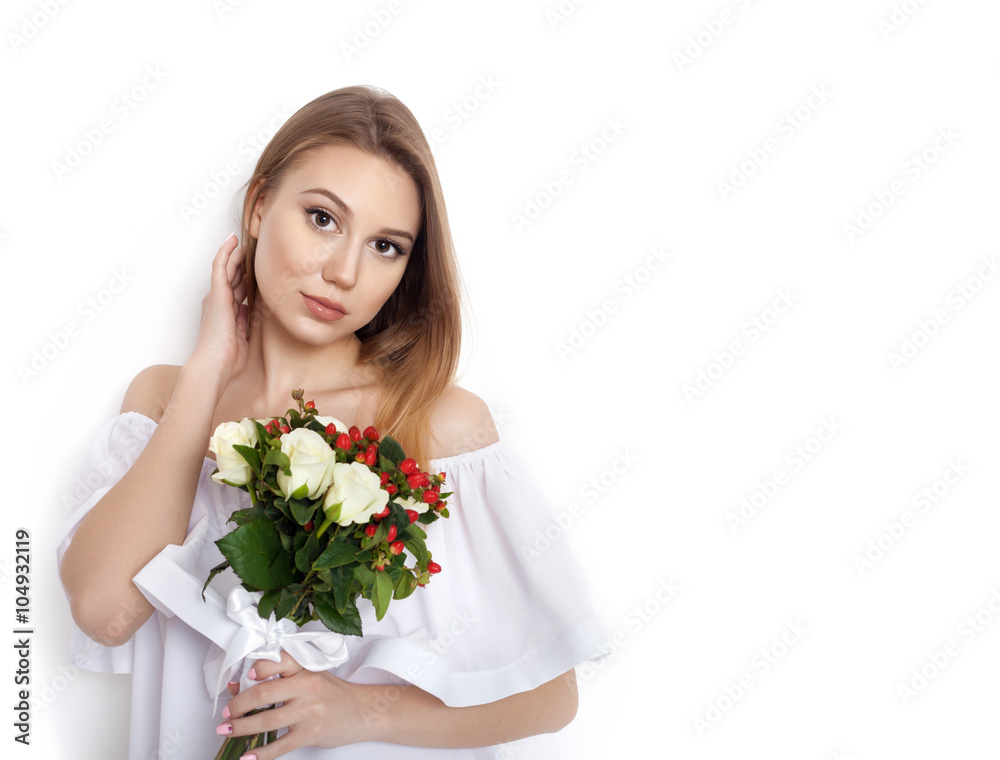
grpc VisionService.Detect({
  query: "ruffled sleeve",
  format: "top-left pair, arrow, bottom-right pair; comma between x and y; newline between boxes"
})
334,439 -> 611,707
54,412 -> 160,674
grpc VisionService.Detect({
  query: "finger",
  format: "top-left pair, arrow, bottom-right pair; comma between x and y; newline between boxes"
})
212,234 -> 239,291
218,701 -> 298,742
252,650 -> 305,681
227,680 -> 240,697
225,239 -> 244,283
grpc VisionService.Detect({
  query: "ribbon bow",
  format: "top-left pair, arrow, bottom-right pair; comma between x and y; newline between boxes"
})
203,587 -> 351,717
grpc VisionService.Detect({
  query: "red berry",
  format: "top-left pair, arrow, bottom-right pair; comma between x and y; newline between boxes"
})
279,425 -> 290,434
364,524 -> 377,537
407,472 -> 429,489
349,426 -> 362,441
385,484 -> 397,495
325,423 -> 337,435
265,421 -> 277,434
364,426 -> 379,441
422,490 -> 439,504
374,506 -> 391,520
365,450 -> 376,466
400,458 -> 418,474
427,561 -> 441,575
380,471 -> 390,485
437,472 -> 446,481
303,520 -> 314,531
336,433 -> 351,450
355,452 -> 366,463
386,525 -> 397,542
389,540 -> 404,555
305,400 -> 316,409
406,509 -> 418,524
375,563 -> 385,571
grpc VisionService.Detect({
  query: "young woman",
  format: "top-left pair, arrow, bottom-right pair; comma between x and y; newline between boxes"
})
56,85 -> 607,759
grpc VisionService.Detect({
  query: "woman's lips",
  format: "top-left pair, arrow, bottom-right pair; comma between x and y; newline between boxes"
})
302,294 -> 346,321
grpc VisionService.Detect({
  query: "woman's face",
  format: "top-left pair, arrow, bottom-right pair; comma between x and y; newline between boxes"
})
249,143 -> 422,344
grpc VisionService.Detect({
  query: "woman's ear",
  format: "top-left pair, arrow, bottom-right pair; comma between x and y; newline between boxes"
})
245,180 -> 267,239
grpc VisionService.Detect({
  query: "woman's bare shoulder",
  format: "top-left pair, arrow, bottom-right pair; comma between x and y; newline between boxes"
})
119,364 -> 182,422
425,384 -> 500,461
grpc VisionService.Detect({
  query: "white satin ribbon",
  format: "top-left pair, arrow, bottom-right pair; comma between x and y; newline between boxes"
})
203,587 -> 350,717
132,523 -> 350,719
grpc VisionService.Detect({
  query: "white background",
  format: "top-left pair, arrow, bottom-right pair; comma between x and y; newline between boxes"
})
3,0 -> 1000,757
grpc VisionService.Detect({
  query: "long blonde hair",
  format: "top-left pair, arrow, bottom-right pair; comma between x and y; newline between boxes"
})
235,85 -> 463,467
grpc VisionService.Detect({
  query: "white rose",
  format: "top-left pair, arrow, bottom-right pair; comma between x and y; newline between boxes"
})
276,428 -> 337,500
314,414 -> 349,434
394,493 -> 430,517
322,461 -> 390,526
209,418 -> 259,486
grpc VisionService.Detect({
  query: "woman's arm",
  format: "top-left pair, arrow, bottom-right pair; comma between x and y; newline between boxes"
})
221,654 -> 579,756
59,235 -> 245,647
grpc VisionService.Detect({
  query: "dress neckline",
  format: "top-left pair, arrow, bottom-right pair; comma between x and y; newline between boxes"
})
120,410 -> 503,469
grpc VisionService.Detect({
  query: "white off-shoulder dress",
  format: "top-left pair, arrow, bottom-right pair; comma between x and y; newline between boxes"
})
55,412 -> 609,759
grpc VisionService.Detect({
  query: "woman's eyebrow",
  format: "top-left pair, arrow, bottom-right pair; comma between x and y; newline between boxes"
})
300,187 -> 415,243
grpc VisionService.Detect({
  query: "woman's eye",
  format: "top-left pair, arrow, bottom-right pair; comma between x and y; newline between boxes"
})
306,208 -> 337,230
373,239 -> 404,258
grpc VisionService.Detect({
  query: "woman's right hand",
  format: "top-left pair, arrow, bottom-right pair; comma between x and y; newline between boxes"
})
188,233 -> 250,386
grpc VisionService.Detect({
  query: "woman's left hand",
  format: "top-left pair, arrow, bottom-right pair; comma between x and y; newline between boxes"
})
219,650 -> 376,756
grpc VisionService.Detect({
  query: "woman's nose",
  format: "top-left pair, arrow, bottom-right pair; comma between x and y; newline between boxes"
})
321,239 -> 361,290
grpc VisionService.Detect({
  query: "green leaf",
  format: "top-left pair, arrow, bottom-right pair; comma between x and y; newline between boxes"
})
257,588 -> 280,619
290,482 -> 309,500
274,589 -> 299,620
231,444 -> 262,478
289,498 -> 318,525
314,593 -> 363,636
216,520 -> 286,591
378,435 -> 406,467
201,559 -> 230,600
354,563 -> 375,591
328,565 -> 354,613
373,571 -> 393,621
263,447 -> 291,473
269,551 -> 297,588
313,540 -> 359,570
393,570 -> 417,601
295,533 -> 321,573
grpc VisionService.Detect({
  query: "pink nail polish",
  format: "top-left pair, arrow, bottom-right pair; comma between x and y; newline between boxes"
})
248,667 -> 257,680
215,722 -> 232,735
240,754 -> 257,760
222,705 -> 231,719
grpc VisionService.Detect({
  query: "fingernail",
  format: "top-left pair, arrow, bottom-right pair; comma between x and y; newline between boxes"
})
225,232 -> 237,242
215,722 -> 232,735
240,754 -> 257,760
248,667 -> 257,680
222,705 -> 231,719
228,680 -> 239,688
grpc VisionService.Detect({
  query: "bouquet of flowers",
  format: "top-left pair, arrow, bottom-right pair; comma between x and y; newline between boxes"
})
204,389 -> 450,759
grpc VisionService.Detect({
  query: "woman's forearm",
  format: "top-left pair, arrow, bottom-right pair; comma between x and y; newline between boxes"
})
366,668 -> 579,748
59,361 -> 227,647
